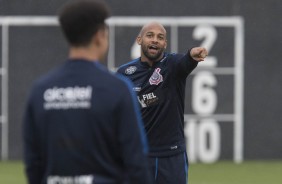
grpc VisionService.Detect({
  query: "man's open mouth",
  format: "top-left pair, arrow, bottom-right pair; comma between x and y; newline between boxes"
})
148,45 -> 158,51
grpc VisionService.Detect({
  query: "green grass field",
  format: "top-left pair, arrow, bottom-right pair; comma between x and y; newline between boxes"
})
1,160 -> 282,184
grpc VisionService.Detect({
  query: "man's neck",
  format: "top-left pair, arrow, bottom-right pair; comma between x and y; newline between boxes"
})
140,53 -> 164,67
69,46 -> 99,61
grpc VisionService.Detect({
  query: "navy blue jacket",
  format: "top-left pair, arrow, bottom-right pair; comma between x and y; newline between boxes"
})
23,59 -> 153,184
117,53 -> 198,157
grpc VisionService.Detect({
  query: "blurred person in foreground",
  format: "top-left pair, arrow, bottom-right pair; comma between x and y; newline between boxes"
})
22,0 -> 153,184
117,22 -> 208,184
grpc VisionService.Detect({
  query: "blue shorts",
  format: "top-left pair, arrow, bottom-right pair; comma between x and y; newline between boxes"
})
149,151 -> 189,184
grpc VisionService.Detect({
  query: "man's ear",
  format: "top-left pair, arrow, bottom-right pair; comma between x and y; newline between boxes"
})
93,29 -> 105,47
136,36 -> 142,45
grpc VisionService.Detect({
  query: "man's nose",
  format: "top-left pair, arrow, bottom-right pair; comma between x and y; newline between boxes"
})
152,36 -> 158,42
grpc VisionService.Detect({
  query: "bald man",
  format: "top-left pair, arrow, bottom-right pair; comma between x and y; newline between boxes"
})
117,22 -> 208,184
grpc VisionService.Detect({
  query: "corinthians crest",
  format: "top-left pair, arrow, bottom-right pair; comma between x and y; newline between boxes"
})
149,68 -> 163,85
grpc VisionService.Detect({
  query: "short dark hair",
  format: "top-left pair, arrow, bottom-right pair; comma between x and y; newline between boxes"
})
58,0 -> 110,47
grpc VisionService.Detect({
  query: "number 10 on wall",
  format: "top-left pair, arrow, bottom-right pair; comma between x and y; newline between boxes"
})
185,70 -> 220,163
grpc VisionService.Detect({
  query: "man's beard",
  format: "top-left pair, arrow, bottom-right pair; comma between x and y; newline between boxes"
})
141,44 -> 165,61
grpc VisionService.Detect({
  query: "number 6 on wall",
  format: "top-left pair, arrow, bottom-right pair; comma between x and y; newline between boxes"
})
192,71 -> 217,115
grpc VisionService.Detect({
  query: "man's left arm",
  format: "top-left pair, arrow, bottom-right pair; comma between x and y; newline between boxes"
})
174,47 -> 208,78
190,47 -> 208,62
23,91 -> 44,184
116,78 -> 154,184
